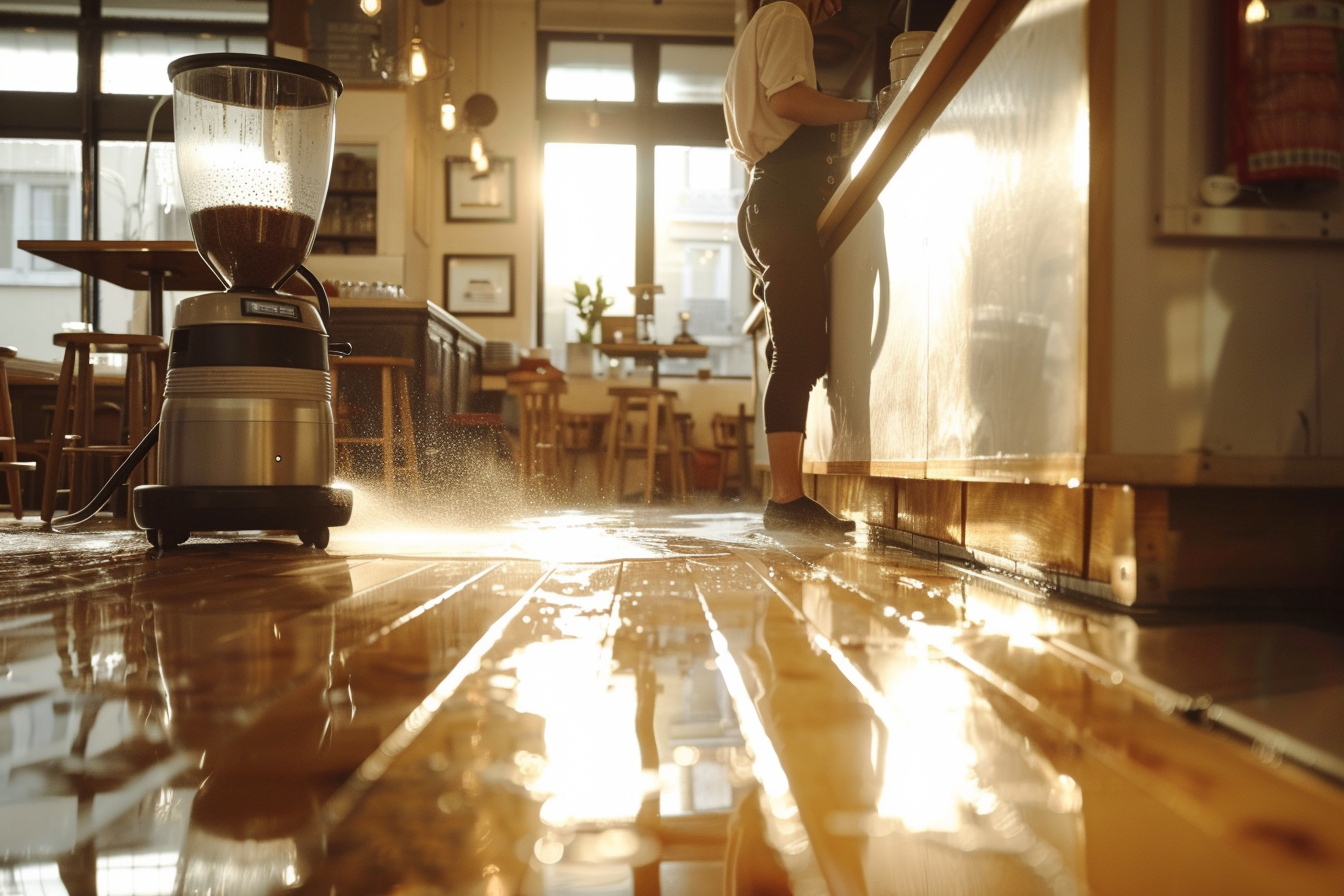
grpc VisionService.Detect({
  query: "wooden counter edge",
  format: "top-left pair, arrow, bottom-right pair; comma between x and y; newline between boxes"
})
816,0 -> 1014,257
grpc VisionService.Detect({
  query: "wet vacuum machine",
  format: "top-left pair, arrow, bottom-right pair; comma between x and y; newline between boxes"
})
57,54 -> 354,548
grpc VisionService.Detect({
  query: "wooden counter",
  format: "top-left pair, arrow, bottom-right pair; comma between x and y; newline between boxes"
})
788,0 -> 1344,605
327,298 -> 485,427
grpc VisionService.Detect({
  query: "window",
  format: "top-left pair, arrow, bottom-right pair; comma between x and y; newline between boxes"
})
0,139 -> 82,285
543,142 -> 637,353
654,146 -> 752,378
545,40 -> 635,102
102,32 -> 266,95
538,34 -> 744,376
658,44 -> 734,104
0,27 -> 77,92
102,0 -> 268,22
0,1 -> 269,357
0,139 -> 82,361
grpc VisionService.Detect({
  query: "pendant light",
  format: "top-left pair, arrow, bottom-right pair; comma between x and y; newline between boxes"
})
399,28 -> 451,84
461,0 -> 496,173
359,0 -> 381,15
440,92 -> 458,131
396,0 -> 452,87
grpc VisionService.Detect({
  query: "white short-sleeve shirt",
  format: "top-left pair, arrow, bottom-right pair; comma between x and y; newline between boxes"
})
723,2 -> 816,167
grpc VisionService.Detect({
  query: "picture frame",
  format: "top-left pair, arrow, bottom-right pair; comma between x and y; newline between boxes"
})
444,254 -> 514,316
446,156 -> 515,222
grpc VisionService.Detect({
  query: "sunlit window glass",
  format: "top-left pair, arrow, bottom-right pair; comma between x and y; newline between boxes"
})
0,138 -> 82,362
654,145 -> 751,377
98,139 -> 196,334
101,32 -> 266,95
657,44 -> 733,104
542,142 -> 636,366
546,41 -> 634,102
0,1 -> 78,13
0,29 -> 78,92
102,0 -> 268,22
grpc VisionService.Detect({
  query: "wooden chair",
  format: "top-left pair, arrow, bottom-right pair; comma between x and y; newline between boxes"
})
506,370 -> 567,490
0,347 -> 37,519
558,411 -> 607,496
674,411 -> 696,494
712,408 -> 755,497
40,333 -> 167,523
331,355 -> 420,491
603,386 -> 687,503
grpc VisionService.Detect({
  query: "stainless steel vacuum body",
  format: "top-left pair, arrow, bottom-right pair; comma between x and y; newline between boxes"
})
132,52 -> 351,549
133,290 -> 352,547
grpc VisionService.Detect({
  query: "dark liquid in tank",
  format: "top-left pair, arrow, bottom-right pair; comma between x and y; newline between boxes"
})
190,205 -> 316,290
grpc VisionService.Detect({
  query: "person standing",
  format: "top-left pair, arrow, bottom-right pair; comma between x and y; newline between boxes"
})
724,0 -> 876,534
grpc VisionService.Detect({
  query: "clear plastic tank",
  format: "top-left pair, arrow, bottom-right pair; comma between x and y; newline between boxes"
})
170,54 -> 342,291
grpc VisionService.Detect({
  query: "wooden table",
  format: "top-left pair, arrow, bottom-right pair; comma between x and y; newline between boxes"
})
594,342 -> 708,387
16,240 -> 221,337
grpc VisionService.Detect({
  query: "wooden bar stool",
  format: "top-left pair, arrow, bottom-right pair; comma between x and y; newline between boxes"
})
40,333 -> 166,523
0,347 -> 37,519
712,409 -> 755,496
505,370 -> 567,490
603,386 -> 687,503
558,411 -> 607,496
331,356 -> 420,491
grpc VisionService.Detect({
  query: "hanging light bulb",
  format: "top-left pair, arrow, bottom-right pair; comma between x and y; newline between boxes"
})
1244,0 -> 1267,23
396,27 -> 452,85
469,131 -> 490,174
440,92 -> 458,131
359,0 -> 381,16
409,38 -> 429,81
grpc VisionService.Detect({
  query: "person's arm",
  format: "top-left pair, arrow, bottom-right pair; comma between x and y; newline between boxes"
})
768,82 -> 871,125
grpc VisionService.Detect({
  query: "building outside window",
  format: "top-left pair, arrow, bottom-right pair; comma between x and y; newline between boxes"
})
0,1 -> 268,360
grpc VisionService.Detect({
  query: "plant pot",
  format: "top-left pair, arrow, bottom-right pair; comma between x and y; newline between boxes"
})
566,341 -> 596,377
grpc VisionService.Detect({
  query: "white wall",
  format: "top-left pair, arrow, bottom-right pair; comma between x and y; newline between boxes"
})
414,0 -> 539,349
1109,0 -> 1344,460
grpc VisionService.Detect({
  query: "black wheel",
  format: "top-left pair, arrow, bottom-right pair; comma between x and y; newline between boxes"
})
146,529 -> 161,549
163,529 -> 189,549
299,527 -> 330,549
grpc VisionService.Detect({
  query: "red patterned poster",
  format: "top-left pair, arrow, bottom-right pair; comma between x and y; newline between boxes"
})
1228,0 -> 1344,182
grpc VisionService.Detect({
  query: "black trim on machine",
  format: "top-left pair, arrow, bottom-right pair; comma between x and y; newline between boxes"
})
168,324 -> 328,370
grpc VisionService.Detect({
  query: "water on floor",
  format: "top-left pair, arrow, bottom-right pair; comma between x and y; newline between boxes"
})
0,506 -> 1341,896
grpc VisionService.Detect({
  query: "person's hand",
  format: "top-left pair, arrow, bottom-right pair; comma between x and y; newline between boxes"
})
802,0 -> 843,26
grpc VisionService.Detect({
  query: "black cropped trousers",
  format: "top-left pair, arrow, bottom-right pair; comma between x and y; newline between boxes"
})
737,167 -> 830,434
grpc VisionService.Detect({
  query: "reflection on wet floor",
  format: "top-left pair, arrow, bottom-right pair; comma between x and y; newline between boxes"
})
0,509 -> 1342,895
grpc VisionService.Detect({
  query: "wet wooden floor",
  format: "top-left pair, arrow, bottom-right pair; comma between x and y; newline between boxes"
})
0,506 -> 1342,895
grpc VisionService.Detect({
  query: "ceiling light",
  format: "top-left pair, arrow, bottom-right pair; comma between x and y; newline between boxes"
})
440,92 -> 458,131
359,0 -> 381,16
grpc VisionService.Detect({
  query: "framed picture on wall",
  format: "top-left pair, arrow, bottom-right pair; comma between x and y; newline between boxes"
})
444,254 -> 514,316
446,156 -> 515,222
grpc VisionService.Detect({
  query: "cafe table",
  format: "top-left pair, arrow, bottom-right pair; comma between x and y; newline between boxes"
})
594,342 -> 709,388
16,240 -> 221,337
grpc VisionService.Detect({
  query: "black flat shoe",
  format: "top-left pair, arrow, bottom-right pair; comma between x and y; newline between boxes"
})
762,496 -> 857,535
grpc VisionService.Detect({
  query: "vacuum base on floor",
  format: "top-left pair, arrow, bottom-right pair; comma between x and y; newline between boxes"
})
133,484 -> 353,537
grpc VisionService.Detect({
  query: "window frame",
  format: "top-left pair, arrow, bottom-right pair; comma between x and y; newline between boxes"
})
536,30 -> 747,377
0,0 -> 270,327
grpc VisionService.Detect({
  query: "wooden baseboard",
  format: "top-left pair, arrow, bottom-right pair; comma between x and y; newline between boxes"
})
1085,454 -> 1344,487
812,473 -> 1344,608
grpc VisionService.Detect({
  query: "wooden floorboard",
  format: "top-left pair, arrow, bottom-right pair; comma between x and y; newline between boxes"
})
0,511 -> 1340,895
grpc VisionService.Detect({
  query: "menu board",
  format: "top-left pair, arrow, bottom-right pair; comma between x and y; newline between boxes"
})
308,0 -> 401,88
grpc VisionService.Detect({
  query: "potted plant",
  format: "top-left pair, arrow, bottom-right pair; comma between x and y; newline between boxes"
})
565,276 -> 613,377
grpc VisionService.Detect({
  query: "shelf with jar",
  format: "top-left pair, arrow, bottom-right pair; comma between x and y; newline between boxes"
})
314,147 -> 378,255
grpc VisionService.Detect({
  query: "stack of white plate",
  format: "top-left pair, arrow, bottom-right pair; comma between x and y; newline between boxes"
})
482,341 -> 520,373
